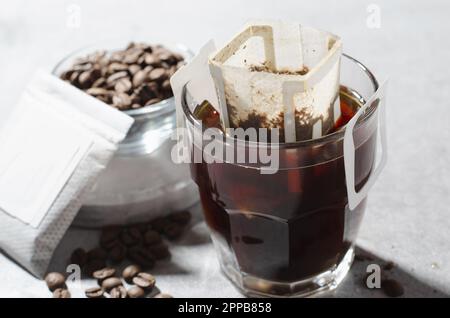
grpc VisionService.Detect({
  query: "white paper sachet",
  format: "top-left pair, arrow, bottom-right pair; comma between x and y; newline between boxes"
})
209,20 -> 342,142
171,40 -> 220,129
0,69 -> 134,277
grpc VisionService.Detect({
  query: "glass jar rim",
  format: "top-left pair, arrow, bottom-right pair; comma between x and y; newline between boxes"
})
181,53 -> 379,149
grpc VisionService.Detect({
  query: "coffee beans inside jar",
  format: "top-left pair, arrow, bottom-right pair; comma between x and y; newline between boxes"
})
60,42 -> 185,110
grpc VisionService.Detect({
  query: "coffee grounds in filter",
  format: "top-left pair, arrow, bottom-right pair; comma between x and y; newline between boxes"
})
209,21 -> 342,142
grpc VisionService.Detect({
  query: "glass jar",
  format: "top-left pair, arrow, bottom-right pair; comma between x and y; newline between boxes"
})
53,42 -> 199,227
181,54 -> 386,297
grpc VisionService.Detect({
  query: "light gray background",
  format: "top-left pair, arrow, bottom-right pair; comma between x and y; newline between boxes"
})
0,0 -> 449,297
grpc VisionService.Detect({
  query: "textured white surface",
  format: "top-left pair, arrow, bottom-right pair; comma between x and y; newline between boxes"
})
0,0 -> 449,297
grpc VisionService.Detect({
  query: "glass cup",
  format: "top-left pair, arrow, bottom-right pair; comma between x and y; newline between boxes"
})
181,54 -> 386,297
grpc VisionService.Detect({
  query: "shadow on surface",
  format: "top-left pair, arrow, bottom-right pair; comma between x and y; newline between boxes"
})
330,246 -> 448,298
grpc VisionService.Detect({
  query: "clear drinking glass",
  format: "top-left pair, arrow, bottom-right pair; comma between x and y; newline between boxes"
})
182,54 -> 386,297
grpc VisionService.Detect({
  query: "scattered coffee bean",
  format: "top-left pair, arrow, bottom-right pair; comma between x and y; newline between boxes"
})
87,247 -> 108,261
151,217 -> 172,232
169,210 -> 192,225
122,264 -> 141,284
128,246 -> 155,269
92,267 -> 116,282
120,227 -> 142,246
127,286 -> 145,298
85,286 -> 104,298
163,223 -> 183,240
109,285 -> 128,298
84,259 -> 107,277
109,243 -> 127,263
70,248 -> 88,267
132,224 -> 148,235
63,210 -> 191,298
383,261 -> 395,271
154,293 -> 173,298
132,272 -> 156,290
45,272 -> 66,291
100,226 -> 122,249
149,242 -> 171,260
60,42 -> 184,110
53,288 -> 71,298
101,277 -> 123,292
382,279 -> 404,297
143,230 -> 162,246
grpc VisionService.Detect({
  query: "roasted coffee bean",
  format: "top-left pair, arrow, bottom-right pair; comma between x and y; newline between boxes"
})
143,65 -> 154,74
382,279 -> 404,297
86,87 -> 110,97
122,264 -> 141,284
84,259 -> 107,277
87,247 -> 108,261
61,69 -> 75,80
149,68 -> 167,82
70,248 -> 88,266
112,93 -> 132,110
128,246 -> 155,269
100,226 -> 121,249
127,286 -> 145,298
61,42 -> 183,110
123,49 -> 143,64
109,285 -> 128,298
143,230 -> 162,246
101,277 -> 123,292
120,228 -> 142,246
138,84 -> 158,102
133,223 -> 148,234
115,78 -> 132,93
149,242 -> 171,260
154,293 -> 173,298
128,64 -> 141,76
107,71 -> 128,85
92,267 -> 116,281
144,54 -> 160,66
109,243 -> 127,263
69,71 -> 80,84
383,261 -> 395,271
85,286 -> 104,298
72,62 -> 93,72
45,272 -> 66,291
145,98 -> 162,106
163,223 -> 183,240
108,62 -> 128,73
151,217 -> 171,233
132,70 -> 147,87
78,70 -> 95,88
162,79 -> 172,92
53,288 -> 71,298
169,211 -> 192,225
132,272 -> 156,290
